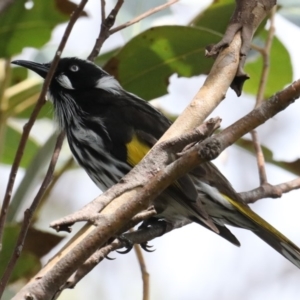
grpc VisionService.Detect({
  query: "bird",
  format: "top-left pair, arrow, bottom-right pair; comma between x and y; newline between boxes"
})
12,57 -> 300,269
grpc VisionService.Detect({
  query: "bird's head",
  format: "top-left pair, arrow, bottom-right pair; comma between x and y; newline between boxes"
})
11,57 -> 123,129
11,57 -> 121,94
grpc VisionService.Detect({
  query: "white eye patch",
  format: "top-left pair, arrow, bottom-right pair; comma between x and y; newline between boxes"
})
57,74 -> 74,90
96,76 -> 122,95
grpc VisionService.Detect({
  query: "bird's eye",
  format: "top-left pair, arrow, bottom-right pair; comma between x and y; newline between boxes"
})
70,65 -> 79,72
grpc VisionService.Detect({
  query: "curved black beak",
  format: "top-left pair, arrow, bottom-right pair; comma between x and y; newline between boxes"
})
11,60 -> 49,79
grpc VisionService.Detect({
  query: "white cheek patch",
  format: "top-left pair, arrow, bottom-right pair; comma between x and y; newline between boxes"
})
57,74 -> 74,90
96,76 -> 122,95
46,90 -> 54,102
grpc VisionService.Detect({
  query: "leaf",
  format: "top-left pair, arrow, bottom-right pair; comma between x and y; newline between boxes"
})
0,1 -> 86,57
12,100 -> 53,120
236,138 -> 300,176
24,226 -> 64,258
1,124 -> 39,168
94,48 -> 120,67
54,0 -> 88,18
190,0 -> 267,37
9,66 -> 28,87
104,26 -> 220,100
5,78 -> 52,119
244,30 -> 293,98
0,224 -> 63,283
190,0 -> 235,35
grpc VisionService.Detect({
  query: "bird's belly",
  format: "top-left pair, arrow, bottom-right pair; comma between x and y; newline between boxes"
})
154,194 -> 192,228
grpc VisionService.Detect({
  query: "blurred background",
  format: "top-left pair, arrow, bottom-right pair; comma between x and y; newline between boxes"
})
1,0 -> 300,299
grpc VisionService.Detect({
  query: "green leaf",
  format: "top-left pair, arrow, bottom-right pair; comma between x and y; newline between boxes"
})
0,225 -> 39,283
190,0 -> 235,35
94,48 -> 120,67
1,124 -> 39,168
0,1 -> 85,57
236,138 -> 300,176
244,30 -> 293,98
54,0 -> 88,18
190,0 -> 266,37
13,100 -> 53,120
9,66 -> 28,87
0,224 -> 63,283
104,26 -> 220,100
5,78 -> 52,119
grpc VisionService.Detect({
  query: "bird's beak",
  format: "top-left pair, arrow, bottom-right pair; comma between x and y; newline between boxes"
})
11,60 -> 49,79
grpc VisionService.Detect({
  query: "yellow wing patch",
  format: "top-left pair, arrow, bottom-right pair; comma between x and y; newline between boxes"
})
126,135 -> 186,194
126,134 -> 150,166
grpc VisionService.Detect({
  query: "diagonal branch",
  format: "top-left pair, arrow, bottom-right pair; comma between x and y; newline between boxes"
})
110,0 -> 179,34
0,0 -> 88,296
0,132 -> 65,298
0,0 -> 88,250
0,0 -> 15,15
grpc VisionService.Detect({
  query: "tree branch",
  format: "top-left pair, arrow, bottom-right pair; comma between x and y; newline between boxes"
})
88,0 -> 178,61
0,0 -> 88,250
239,178 -> 300,203
0,0 -> 15,15
0,131 -> 65,297
250,5 -> 277,185
87,0 -> 124,61
133,243 -> 150,300
110,0 -> 179,34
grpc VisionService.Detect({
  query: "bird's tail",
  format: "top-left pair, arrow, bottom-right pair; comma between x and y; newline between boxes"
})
226,195 -> 300,269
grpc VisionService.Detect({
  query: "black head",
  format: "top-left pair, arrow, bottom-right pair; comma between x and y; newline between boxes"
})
11,57 -> 119,91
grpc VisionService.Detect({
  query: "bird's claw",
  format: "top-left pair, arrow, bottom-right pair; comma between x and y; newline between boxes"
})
141,242 -> 155,252
116,235 -> 134,254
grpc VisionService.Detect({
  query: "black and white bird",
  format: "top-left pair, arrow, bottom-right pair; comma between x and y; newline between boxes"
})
12,57 -> 300,268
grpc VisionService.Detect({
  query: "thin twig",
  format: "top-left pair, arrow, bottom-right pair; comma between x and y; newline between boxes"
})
0,131 -> 65,297
0,0 -> 88,251
255,6 -> 277,108
110,0 -> 179,34
133,242 -> 150,300
37,156 -> 74,212
0,0 -> 15,14
87,0 -> 124,61
101,0 -> 106,22
250,130 -> 267,184
240,177 -> 300,204
251,5 -> 277,185
88,0 -> 178,61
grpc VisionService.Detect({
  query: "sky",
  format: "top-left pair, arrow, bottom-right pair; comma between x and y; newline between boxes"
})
3,1 -> 300,299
